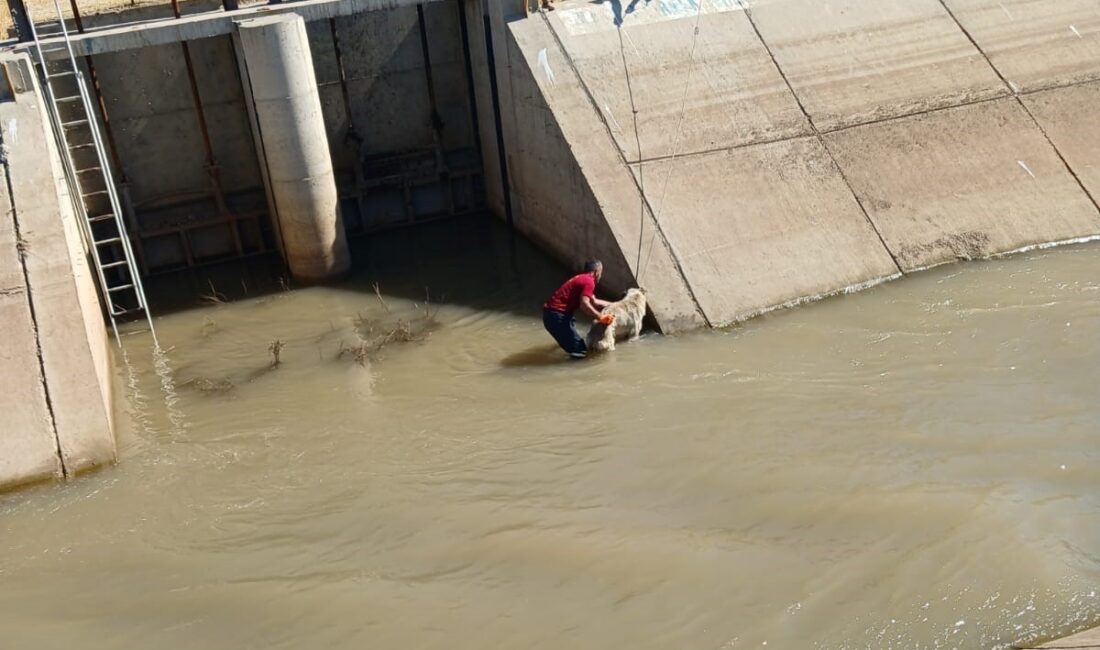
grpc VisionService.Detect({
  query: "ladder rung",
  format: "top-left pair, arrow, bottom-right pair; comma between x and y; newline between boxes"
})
62,119 -> 89,128
69,142 -> 96,151
110,306 -> 143,316
76,166 -> 103,174
107,283 -> 134,293
88,213 -> 115,223
95,237 -> 122,246
83,190 -> 109,197
56,95 -> 82,103
100,260 -> 129,270
47,70 -> 77,79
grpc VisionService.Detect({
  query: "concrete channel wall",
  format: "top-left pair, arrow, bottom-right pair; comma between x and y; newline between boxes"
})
489,0 -> 1100,330
30,1 -> 483,276
0,54 -> 116,491
3,0 -> 1098,489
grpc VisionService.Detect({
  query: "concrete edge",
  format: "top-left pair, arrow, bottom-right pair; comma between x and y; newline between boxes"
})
22,0 -> 447,59
1,51 -> 117,476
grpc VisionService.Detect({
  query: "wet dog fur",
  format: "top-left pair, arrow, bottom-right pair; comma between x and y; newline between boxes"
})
586,288 -> 647,352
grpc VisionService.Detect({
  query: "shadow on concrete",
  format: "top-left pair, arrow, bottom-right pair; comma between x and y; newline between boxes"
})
591,0 -> 652,27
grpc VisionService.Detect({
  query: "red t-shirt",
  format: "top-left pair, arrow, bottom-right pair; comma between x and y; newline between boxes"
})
544,273 -> 596,314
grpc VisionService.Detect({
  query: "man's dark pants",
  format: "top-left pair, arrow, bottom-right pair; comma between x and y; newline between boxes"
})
543,309 -> 587,358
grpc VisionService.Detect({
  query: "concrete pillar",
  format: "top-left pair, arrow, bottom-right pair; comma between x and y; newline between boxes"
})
236,14 -> 351,282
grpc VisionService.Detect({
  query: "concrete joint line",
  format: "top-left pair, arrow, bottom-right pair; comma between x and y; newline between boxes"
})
537,12 -> 710,327
741,6 -> 903,276
0,140 -> 67,479
630,131 -> 811,165
819,94 -> 1005,137
935,0 -> 1100,220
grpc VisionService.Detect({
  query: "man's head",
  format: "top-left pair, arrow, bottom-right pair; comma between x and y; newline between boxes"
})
584,259 -> 603,282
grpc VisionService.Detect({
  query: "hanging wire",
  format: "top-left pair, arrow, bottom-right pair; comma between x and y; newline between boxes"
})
633,0 -> 707,282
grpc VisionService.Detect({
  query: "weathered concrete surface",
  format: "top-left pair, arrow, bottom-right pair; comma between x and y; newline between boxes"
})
1022,82 -> 1100,204
93,36 -> 262,208
309,3 -> 477,164
549,3 -> 809,161
639,137 -> 898,325
747,0 -> 1008,131
1016,624 -> 1100,649
943,0 -> 1100,92
826,99 -> 1100,271
237,14 -> 351,281
0,54 -> 116,482
464,0 -> 510,227
28,0 -> 450,59
505,15 -> 704,331
490,0 -> 1100,330
0,144 -> 63,490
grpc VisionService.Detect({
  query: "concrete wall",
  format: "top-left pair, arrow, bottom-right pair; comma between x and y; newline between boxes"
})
487,0 -> 1100,329
306,2 -> 483,230
85,34 -> 272,272
308,3 -> 477,161
68,1 -> 483,261
94,36 -> 262,209
0,54 -> 116,491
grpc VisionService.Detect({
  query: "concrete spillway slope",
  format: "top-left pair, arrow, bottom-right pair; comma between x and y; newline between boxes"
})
497,0 -> 1100,330
0,56 -> 117,491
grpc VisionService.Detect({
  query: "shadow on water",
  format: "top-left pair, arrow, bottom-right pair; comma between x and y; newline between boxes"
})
499,344 -> 575,368
141,214 -> 576,321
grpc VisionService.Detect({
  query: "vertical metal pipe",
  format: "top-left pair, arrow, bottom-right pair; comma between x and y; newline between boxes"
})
179,42 -> 217,170
328,17 -> 358,142
169,0 -> 226,221
416,4 -> 447,172
482,12 -> 515,238
456,0 -> 482,161
66,0 -> 127,181
170,0 -> 214,166
329,16 -> 369,230
7,0 -> 33,42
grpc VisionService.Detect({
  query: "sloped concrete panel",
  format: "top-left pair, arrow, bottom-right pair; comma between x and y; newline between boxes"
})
0,167 -> 62,490
1,66 -> 117,480
640,137 -> 899,325
508,16 -> 705,331
826,99 -> 1100,272
547,1 -> 810,161
943,0 -> 1100,92
748,0 -> 1006,131
1023,82 -> 1100,203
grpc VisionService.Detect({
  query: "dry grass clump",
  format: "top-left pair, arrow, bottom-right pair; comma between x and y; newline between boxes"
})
180,376 -> 234,393
268,338 -> 285,368
336,284 -> 439,367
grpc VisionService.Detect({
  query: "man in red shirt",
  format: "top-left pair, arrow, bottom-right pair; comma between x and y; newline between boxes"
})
543,259 -> 613,359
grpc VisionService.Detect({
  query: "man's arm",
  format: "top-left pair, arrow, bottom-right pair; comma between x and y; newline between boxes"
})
592,297 -> 613,309
579,295 -> 603,319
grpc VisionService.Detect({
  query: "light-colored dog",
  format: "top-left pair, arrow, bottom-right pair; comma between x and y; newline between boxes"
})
586,288 -> 647,352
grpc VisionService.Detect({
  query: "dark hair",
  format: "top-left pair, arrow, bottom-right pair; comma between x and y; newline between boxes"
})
583,259 -> 603,273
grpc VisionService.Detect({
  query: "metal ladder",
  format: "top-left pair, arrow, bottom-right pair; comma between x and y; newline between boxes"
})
25,0 -> 157,346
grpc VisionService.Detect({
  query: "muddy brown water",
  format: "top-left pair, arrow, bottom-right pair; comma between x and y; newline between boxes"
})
2,221 -> 1099,649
